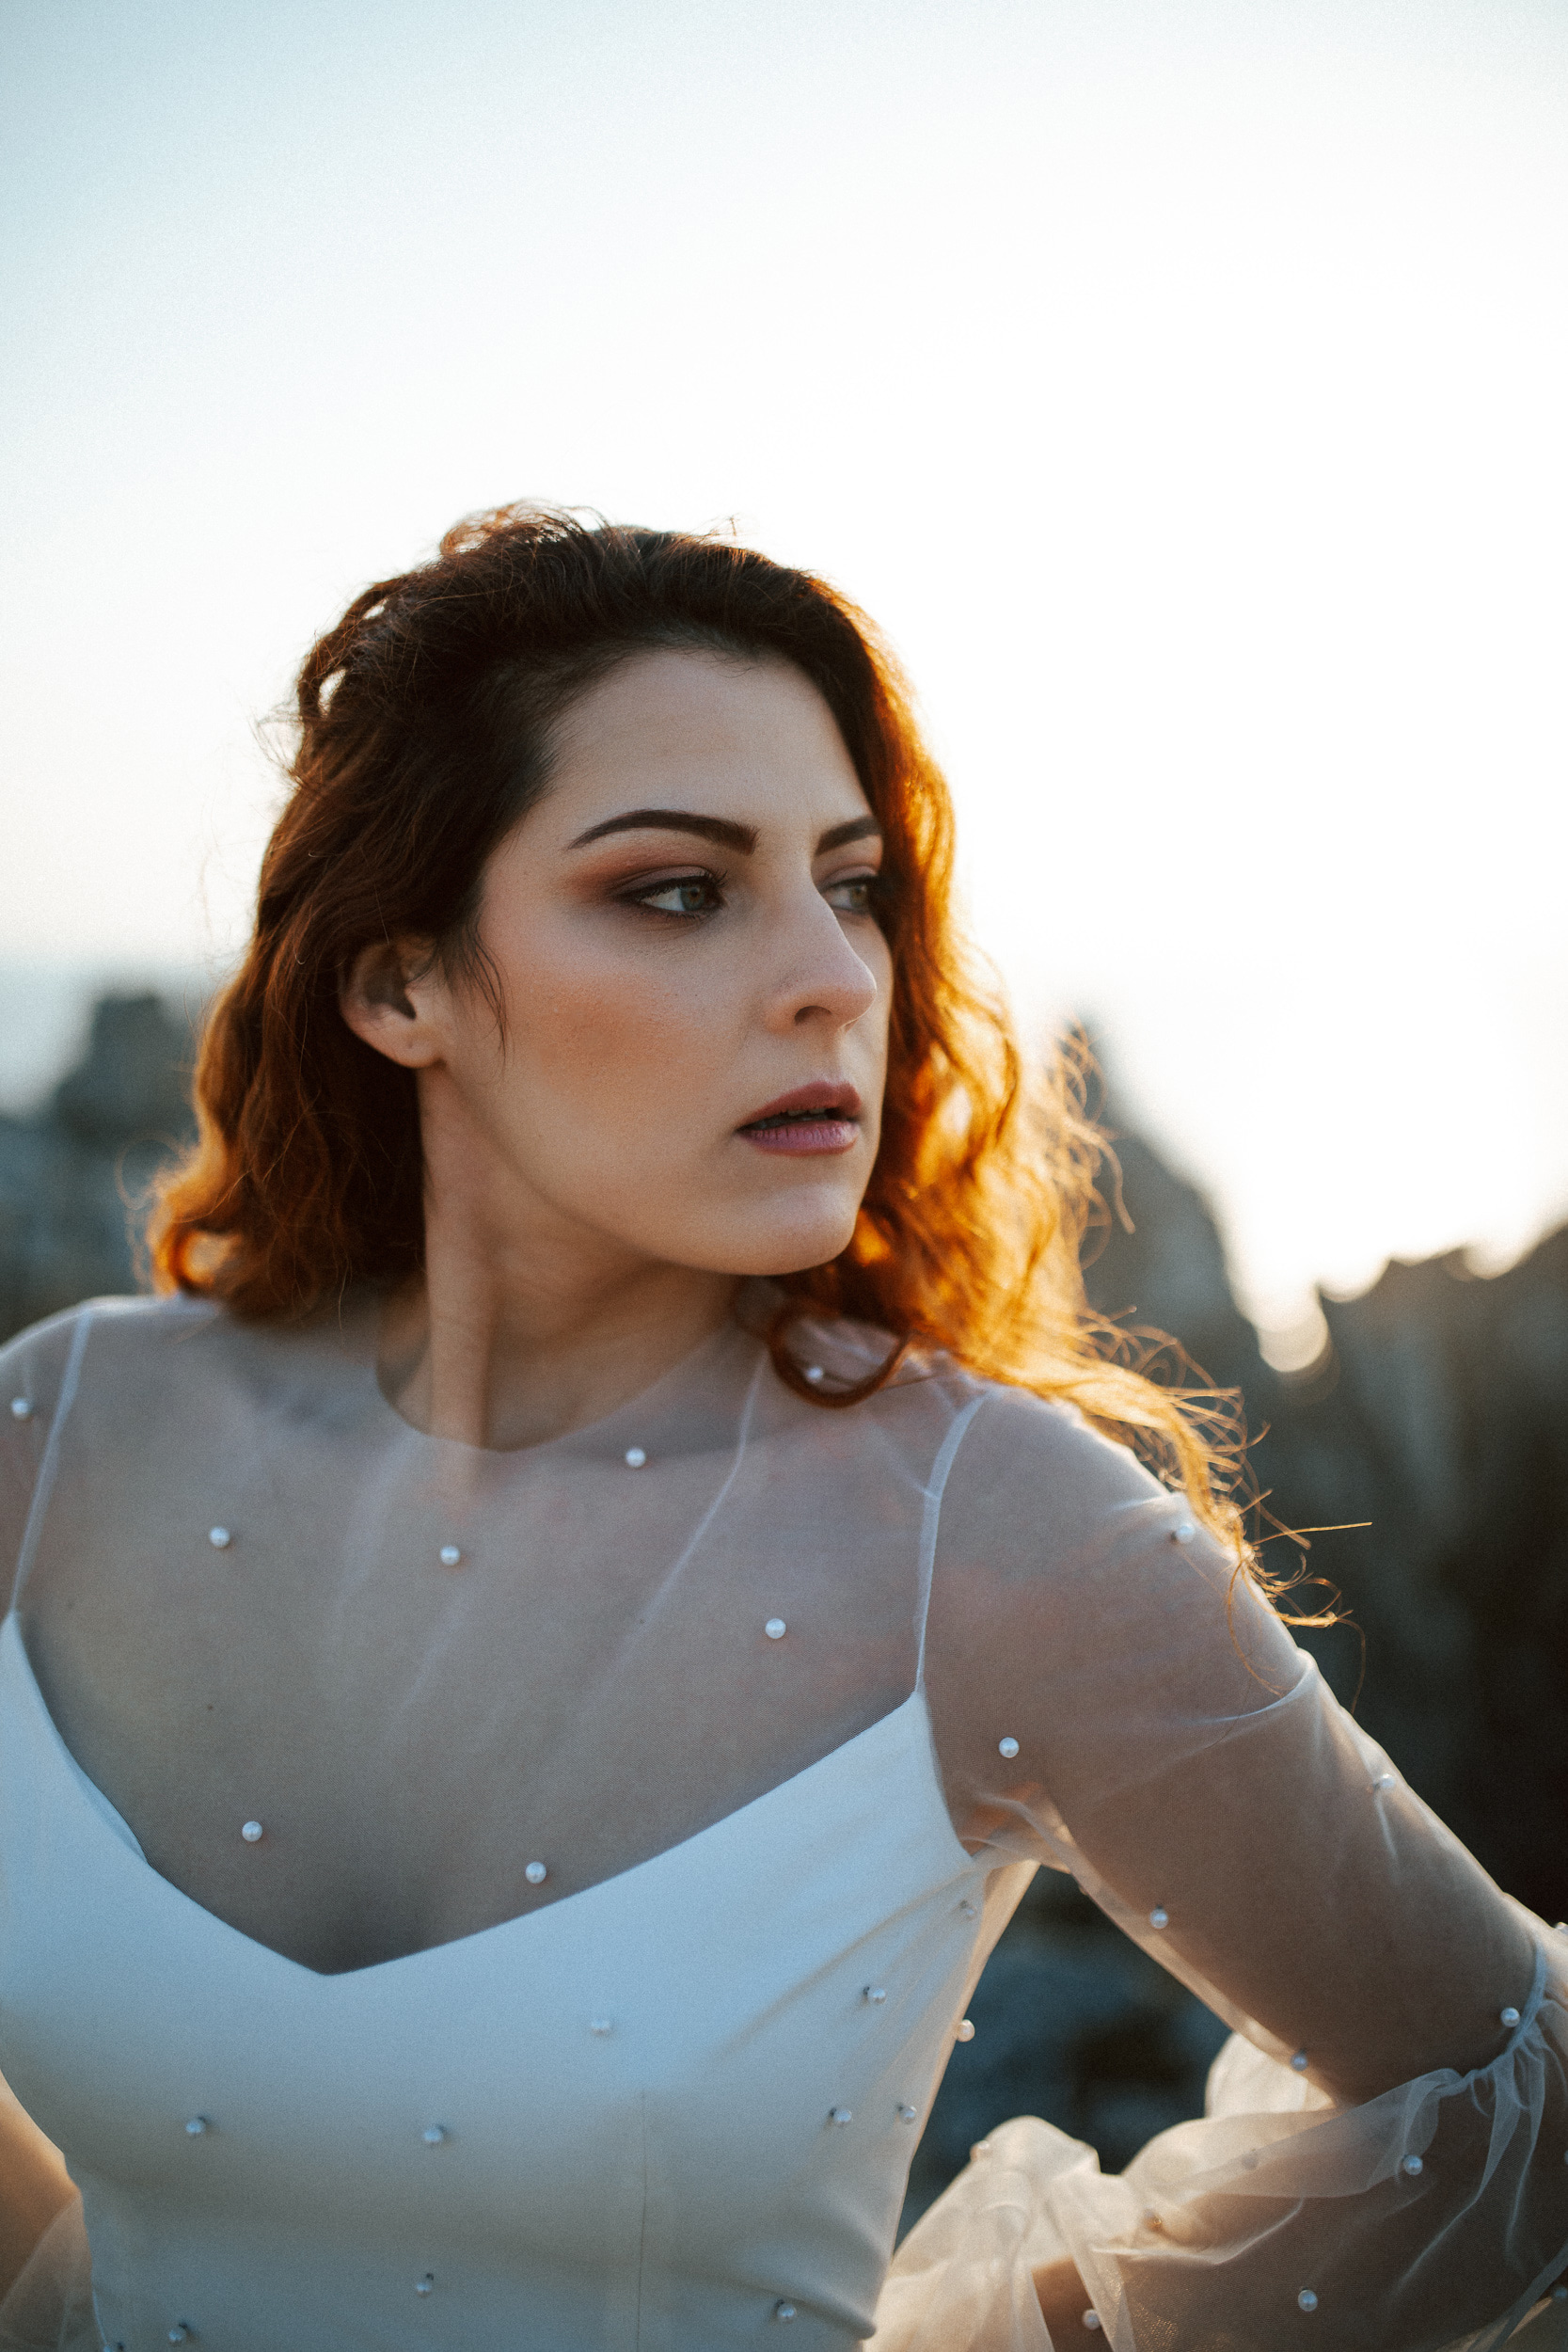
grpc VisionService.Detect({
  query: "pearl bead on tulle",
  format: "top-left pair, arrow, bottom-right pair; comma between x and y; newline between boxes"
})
1173,1519 -> 1196,1544
1500,2007 -> 1521,2027
168,2329 -> 190,2344
998,1737 -> 1020,1759
624,1447 -> 647,1468
1402,2154 -> 1423,2175
422,2126 -> 446,2146
956,2019 -> 974,2042
1149,1908 -> 1169,1930
897,2103 -> 918,2122
829,2106 -> 852,2125
765,1618 -> 787,1640
863,1985 -> 887,2004
183,2118 -> 207,2137
438,1545 -> 461,1567
525,1861 -> 547,1884
9,1397 -> 32,1420
1298,2289 -> 1319,2312
805,1365 -> 825,1384
958,1899 -> 978,1919
208,1527 -> 230,1549
1083,2314 -> 1102,2332
590,2018 -> 613,2035
416,2274 -> 434,2294
1291,2051 -> 1308,2071
773,2302 -> 797,2321
241,1821 -> 262,1843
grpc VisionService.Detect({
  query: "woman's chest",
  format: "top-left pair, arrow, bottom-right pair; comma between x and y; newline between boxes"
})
16,1411 -> 924,1970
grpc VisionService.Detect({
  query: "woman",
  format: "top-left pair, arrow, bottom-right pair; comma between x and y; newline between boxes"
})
0,506 -> 1561,2351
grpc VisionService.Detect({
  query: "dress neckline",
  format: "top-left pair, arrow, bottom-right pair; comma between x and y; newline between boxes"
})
0,1611 -> 971,1984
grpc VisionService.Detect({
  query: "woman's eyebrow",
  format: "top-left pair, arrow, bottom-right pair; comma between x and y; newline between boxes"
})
567,809 -> 883,855
816,816 -> 881,852
568,808 -> 757,853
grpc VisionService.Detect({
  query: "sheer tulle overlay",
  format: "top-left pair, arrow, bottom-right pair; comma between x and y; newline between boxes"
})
0,1292 -> 1563,2347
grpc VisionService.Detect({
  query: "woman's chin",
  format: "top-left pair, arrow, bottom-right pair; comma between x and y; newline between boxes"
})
701,1199 -> 863,1281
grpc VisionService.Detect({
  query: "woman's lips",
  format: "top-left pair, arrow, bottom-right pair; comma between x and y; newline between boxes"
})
737,1083 -> 863,1156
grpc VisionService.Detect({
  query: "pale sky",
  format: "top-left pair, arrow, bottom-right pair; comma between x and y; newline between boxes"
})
3,0 -> 1565,1359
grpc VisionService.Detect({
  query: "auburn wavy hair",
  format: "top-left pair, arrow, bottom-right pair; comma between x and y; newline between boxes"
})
150,505 -> 1251,1544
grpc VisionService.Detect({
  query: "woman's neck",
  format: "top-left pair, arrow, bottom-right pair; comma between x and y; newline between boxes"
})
377,1094 -> 739,1452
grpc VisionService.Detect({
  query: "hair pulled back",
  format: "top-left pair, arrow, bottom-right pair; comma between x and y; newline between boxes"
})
150,505 -> 1246,1534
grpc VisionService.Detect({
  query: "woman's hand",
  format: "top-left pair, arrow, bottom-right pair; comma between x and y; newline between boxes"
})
1034,2255 -> 1097,2340
0,2071 -> 74,2301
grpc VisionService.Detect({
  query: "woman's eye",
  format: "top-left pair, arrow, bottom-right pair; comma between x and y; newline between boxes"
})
824,875 -> 878,914
632,875 -> 722,917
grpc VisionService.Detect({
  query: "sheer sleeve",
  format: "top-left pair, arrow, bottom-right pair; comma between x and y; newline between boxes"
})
892,1383 -> 1568,2352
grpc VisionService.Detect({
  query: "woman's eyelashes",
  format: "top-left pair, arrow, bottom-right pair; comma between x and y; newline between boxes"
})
615,867 -> 883,923
626,871 -> 725,918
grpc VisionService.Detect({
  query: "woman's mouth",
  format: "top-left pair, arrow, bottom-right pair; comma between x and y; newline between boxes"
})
736,1084 -> 863,1156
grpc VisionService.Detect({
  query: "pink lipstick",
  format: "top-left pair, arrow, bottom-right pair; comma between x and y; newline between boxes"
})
736,1082 -> 863,1156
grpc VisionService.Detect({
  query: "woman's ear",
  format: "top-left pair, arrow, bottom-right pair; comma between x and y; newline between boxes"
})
339,941 -> 445,1069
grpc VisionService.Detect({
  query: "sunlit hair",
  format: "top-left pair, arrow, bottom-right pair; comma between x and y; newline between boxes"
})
150,505 -> 1254,1551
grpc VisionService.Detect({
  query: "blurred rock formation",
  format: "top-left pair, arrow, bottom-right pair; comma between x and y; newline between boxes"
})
3,996 -> 1565,2217
0,994 -> 198,1341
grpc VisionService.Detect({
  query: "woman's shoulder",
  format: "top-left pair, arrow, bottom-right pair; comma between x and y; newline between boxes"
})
932,1373 -> 1208,1583
0,1290 -> 374,1450
797,1311 -> 1192,1564
0,1292 -> 221,1407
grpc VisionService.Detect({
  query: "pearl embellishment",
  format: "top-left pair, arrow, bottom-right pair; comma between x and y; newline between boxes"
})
1149,1908 -> 1169,1931
1402,2154 -> 1423,2175
1373,1773 -> 1396,1790
422,2126 -> 447,2146
589,2018 -> 613,2036
184,2117 -> 207,2137
773,2302 -> 798,2322
438,1545 -> 461,1567
1083,2314 -> 1102,2332
897,2103 -> 918,2122
1291,2051 -> 1308,2071
998,1737 -> 1020,1759
829,2106 -> 852,2125
168,2329 -> 191,2344
1500,2007 -> 1521,2028
416,2274 -> 434,2295
524,1861 -> 547,1884
624,1447 -> 647,1468
956,2018 -> 975,2042
958,1899 -> 978,1920
805,1365 -> 825,1383
241,1820 -> 263,1843
765,1617 -> 787,1640
9,1397 -> 32,1420
1297,2289 -> 1319,2312
1173,1519 -> 1196,1543
863,1985 -> 887,2004
208,1526 -> 231,1549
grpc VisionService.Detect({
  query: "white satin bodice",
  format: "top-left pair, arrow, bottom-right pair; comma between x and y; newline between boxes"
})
0,1606 -> 1029,2349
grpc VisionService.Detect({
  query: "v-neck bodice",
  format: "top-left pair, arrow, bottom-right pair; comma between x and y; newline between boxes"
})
0,1600 -> 1027,2349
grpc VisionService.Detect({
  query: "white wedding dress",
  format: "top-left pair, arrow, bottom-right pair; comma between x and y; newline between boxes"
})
0,1292 -> 1563,2349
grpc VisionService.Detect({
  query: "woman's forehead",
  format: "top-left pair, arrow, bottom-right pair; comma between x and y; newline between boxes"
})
536,646 -> 871,839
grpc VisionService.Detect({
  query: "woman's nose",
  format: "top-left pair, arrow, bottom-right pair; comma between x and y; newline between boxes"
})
763,891 -> 882,1034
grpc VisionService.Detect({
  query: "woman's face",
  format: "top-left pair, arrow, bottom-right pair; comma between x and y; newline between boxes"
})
357,647 -> 893,1279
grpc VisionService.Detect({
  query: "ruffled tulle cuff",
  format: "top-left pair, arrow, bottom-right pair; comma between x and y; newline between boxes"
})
874,1943 -> 1568,2352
